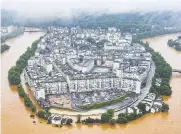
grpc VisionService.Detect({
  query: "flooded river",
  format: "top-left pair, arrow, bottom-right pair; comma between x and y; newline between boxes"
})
1,32 -> 181,134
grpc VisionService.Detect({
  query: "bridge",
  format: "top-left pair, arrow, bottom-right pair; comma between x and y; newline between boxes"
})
172,69 -> 181,73
24,27 -> 45,32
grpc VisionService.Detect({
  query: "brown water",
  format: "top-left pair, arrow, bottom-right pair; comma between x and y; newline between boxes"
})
1,32 -> 181,134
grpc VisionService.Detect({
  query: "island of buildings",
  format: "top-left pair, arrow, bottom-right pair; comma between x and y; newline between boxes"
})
23,26 -> 159,114
167,35 -> 181,51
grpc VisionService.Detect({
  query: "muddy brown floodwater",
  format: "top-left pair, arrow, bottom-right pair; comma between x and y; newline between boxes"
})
1,32 -> 181,134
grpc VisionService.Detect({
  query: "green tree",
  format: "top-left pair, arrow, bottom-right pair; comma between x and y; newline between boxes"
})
109,119 -> 116,125
17,85 -> 26,98
161,103 -> 169,112
37,110 -> 46,118
24,95 -> 32,107
107,109 -> 114,118
8,67 -> 21,85
66,119 -> 73,125
117,116 -> 128,123
101,113 -> 111,123
127,113 -> 136,121
31,105 -> 36,112
137,103 -> 146,113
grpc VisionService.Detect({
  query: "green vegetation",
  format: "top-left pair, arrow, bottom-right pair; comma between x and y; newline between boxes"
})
8,39 -> 40,85
17,85 -> 36,112
101,113 -> 112,123
37,110 -> 51,120
137,103 -> 147,113
81,109 -> 115,124
107,109 -> 114,118
82,117 -> 102,124
82,108 -> 144,125
1,44 -> 10,53
134,40 -> 172,96
101,109 -> 115,123
8,37 -> 42,115
161,102 -> 169,112
78,94 -> 128,110
167,36 -> 181,51
66,119 -> 73,125
117,112 -> 142,124
8,67 -> 21,85
117,115 -> 128,123
109,119 -> 116,125
17,85 -> 26,97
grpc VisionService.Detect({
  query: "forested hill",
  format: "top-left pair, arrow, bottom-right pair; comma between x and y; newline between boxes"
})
2,10 -> 181,38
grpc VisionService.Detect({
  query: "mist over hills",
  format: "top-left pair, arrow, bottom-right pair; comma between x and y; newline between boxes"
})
1,9 -> 181,38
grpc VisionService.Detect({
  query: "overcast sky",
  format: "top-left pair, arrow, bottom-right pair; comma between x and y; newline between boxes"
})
2,0 -> 181,17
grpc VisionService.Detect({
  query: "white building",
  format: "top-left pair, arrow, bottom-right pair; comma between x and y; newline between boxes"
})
34,88 -> 45,100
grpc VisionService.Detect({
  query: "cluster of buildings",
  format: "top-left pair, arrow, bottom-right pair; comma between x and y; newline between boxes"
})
140,93 -> 163,113
72,89 -> 126,106
48,114 -> 72,125
1,26 -> 17,35
24,27 -> 152,108
1,26 -> 24,42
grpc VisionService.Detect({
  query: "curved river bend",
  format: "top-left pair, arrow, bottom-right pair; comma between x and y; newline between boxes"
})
1,32 -> 181,134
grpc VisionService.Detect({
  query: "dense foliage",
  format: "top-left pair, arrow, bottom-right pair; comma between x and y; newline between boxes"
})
8,38 -> 42,114
82,117 -> 102,124
1,44 -> 10,53
117,112 -> 142,124
137,103 -> 147,113
82,109 -> 144,125
2,9 -> 181,38
167,37 -> 181,51
161,103 -> 169,112
135,40 -> 172,96
17,85 -> 36,112
101,109 -> 115,123
8,39 -> 40,85
37,110 -> 51,120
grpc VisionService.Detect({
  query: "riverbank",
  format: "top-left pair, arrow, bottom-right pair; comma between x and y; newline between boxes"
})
1,27 -> 25,43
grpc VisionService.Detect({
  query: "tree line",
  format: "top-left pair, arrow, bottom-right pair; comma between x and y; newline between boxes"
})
77,104 -> 169,125
7,37 -> 42,113
8,39 -> 41,85
133,40 -> 172,96
1,44 -> 10,53
167,36 -> 181,51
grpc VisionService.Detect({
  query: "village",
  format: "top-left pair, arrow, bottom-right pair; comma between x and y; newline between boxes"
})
23,27 -> 165,125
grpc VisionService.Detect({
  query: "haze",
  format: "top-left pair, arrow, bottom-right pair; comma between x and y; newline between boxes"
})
2,0 -> 181,18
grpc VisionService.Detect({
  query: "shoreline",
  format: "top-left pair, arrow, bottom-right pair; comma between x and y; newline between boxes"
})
1,27 -> 25,43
